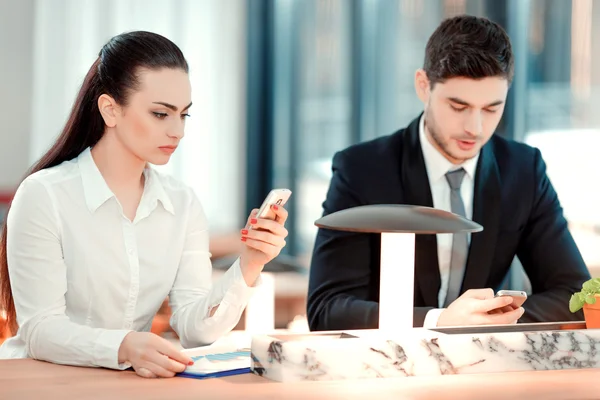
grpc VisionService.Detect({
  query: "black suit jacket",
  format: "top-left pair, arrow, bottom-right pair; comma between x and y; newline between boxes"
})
307,115 -> 590,330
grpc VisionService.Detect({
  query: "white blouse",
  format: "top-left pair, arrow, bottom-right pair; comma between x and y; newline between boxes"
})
0,148 -> 258,369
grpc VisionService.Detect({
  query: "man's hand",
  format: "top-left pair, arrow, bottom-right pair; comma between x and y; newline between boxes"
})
437,288 -> 525,327
118,332 -> 194,378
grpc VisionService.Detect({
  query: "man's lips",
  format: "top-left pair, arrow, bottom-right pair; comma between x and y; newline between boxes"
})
456,139 -> 476,151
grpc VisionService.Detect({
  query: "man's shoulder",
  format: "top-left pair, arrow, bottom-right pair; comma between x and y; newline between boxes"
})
334,129 -> 406,173
341,129 -> 404,155
490,135 -> 541,169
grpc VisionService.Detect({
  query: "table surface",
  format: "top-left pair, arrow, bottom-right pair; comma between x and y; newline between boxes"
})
2,359 -> 600,400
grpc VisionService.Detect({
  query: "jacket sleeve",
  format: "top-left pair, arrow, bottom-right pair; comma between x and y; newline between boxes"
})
517,149 -> 590,323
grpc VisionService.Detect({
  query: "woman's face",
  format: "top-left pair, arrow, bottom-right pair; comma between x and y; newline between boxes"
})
113,67 -> 192,165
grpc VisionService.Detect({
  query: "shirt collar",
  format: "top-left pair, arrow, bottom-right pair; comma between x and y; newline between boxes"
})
143,168 -> 175,215
418,114 -> 479,182
78,147 -> 174,215
78,148 -> 115,212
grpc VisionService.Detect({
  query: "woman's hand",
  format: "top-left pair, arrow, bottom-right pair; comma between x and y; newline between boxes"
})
118,332 -> 194,378
239,204 -> 289,285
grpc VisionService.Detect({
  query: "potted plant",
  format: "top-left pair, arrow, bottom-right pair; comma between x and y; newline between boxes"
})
569,277 -> 600,329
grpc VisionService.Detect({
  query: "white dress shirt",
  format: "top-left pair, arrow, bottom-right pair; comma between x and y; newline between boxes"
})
0,148 -> 259,369
418,116 -> 479,327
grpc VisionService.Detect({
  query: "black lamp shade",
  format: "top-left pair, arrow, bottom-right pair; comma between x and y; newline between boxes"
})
314,204 -> 483,234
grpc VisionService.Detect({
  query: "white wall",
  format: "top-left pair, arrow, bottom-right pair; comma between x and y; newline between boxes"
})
0,0 -> 34,189
1,0 -> 246,232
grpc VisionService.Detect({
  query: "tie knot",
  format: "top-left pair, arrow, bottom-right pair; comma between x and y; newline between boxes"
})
445,168 -> 466,190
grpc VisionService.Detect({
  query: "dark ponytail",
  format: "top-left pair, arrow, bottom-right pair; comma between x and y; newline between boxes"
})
0,31 -> 189,336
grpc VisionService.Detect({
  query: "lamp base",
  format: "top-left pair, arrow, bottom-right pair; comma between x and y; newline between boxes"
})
250,323 -> 599,382
245,272 -> 275,333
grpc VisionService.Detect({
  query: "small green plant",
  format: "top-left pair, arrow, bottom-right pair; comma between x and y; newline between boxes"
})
569,278 -> 600,313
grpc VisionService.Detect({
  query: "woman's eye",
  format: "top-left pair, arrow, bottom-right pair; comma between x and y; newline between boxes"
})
152,112 -> 168,119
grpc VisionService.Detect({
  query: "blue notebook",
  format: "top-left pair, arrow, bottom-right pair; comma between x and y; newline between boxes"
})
177,349 -> 252,380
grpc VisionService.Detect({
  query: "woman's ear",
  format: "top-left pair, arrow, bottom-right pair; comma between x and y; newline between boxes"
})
414,69 -> 431,104
98,94 -> 119,128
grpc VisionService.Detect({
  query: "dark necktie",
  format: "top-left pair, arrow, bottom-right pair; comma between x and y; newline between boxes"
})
444,168 -> 468,306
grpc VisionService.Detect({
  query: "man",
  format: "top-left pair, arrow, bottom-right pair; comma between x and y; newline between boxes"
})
307,15 -> 590,330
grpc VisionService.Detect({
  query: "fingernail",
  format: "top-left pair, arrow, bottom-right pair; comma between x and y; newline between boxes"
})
241,229 -> 248,235
271,204 -> 279,210
241,237 -> 247,242
188,361 -> 194,366
250,218 -> 257,224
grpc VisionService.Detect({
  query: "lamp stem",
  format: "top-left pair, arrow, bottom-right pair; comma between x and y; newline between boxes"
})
379,232 -> 415,332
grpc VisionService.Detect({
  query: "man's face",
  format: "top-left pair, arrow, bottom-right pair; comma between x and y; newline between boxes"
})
416,73 -> 509,164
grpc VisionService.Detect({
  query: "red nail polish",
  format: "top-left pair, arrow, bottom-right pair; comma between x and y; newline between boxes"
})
250,218 -> 257,224
241,229 -> 248,235
241,237 -> 247,242
272,204 -> 279,210
188,361 -> 194,366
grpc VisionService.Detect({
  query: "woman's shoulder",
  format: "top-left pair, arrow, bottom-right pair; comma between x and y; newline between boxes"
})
148,168 -> 201,209
12,159 -> 80,206
150,168 -> 193,194
9,173 -> 62,226
23,158 -> 80,188
148,170 -> 209,222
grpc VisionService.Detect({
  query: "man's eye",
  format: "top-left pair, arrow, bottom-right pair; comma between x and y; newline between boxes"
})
450,105 -> 466,112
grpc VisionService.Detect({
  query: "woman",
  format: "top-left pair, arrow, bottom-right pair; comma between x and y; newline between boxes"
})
0,31 -> 288,379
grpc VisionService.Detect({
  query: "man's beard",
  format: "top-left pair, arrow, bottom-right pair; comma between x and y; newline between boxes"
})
424,107 -> 475,164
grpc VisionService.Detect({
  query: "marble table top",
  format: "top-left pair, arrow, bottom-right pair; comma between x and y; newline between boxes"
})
250,322 -> 600,382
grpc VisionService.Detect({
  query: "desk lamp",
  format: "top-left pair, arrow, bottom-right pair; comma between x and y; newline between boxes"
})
315,204 -> 482,333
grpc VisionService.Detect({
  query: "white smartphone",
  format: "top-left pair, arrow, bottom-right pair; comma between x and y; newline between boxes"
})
495,290 -> 528,308
254,188 -> 292,222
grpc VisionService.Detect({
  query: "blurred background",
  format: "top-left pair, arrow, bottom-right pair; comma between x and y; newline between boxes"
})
1,0 -> 599,333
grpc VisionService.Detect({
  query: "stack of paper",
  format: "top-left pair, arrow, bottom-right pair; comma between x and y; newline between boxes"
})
177,337 -> 252,379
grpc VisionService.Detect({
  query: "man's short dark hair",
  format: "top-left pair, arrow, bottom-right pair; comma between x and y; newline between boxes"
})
424,15 -> 514,86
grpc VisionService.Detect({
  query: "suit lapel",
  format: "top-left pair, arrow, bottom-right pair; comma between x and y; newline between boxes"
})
460,141 -> 501,291
399,117 -> 441,307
